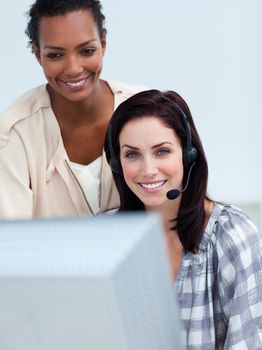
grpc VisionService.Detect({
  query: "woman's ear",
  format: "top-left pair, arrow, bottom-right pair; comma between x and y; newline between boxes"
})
32,43 -> 42,66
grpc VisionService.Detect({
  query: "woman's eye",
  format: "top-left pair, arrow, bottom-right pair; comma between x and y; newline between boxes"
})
125,151 -> 139,159
46,52 -> 63,60
157,149 -> 170,156
81,48 -> 96,56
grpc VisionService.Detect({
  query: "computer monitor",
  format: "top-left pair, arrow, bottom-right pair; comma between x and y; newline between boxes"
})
0,213 -> 182,350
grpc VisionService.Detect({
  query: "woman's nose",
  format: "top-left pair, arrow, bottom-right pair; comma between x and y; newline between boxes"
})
141,157 -> 157,177
64,56 -> 84,76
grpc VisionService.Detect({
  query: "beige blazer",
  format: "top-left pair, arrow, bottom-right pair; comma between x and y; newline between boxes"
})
0,80 -> 147,219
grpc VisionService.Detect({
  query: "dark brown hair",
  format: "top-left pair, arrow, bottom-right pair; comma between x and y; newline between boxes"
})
104,89 -> 209,253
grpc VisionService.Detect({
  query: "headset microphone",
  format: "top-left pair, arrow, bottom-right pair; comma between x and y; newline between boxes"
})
166,161 -> 196,200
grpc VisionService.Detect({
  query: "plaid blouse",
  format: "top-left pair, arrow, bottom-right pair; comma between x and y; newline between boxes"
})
175,202 -> 262,349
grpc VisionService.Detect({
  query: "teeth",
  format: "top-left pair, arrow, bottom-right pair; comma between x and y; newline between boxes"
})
140,181 -> 165,189
66,79 -> 85,87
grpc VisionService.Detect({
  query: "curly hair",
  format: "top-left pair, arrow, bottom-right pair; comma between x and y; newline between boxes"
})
25,0 -> 106,51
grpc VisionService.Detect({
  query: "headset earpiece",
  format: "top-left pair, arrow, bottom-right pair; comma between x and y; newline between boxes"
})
184,146 -> 198,169
181,115 -> 198,169
160,96 -> 198,169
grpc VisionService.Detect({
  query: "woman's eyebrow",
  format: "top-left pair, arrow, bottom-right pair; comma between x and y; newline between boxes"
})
151,142 -> 173,149
121,144 -> 139,150
44,39 -> 97,50
122,141 -> 173,150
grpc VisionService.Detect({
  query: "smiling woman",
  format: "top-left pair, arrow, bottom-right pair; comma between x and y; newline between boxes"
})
33,10 -> 105,106
104,89 -> 262,349
0,0 -> 148,219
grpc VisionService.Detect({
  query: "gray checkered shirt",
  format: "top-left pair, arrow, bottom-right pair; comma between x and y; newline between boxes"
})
175,202 -> 262,349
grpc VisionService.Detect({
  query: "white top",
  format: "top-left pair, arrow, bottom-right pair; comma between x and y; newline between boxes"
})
70,156 -> 102,215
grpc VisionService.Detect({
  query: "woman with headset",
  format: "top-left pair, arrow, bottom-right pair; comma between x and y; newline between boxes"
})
104,89 -> 262,349
0,0 -> 147,219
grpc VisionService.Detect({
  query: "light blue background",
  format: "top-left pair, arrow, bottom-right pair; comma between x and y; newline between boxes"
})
1,1 -> 261,219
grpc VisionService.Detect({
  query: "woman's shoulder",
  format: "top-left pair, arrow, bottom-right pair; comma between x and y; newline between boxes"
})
209,202 -> 261,261
0,85 -> 50,146
105,79 -> 150,98
1,85 -> 49,119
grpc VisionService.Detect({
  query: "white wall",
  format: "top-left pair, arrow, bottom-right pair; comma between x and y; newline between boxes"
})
1,1 -> 261,227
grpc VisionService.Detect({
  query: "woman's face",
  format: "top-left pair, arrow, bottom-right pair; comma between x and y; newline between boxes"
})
33,10 -> 106,103
119,116 -> 184,210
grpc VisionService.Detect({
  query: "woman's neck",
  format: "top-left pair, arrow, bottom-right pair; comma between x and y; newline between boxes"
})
47,79 -> 112,127
145,200 -> 183,280
146,198 -> 214,281
165,227 -> 184,280
46,79 -> 114,164
145,197 -> 180,229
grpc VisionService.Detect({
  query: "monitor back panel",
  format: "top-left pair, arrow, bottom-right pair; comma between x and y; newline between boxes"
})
0,214 -> 182,350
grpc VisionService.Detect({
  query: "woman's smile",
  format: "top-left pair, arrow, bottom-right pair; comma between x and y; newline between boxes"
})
59,75 -> 91,91
138,180 -> 167,191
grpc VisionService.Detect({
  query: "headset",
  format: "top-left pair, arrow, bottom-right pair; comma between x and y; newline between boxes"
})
161,96 -> 198,170
107,96 -> 198,174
